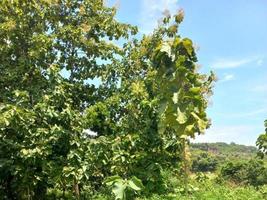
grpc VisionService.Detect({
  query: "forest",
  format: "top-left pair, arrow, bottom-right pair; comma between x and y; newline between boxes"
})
0,0 -> 266,199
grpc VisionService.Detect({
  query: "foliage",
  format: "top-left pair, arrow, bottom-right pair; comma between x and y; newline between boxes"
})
94,174 -> 267,200
191,152 -> 218,172
191,142 -> 258,158
220,161 -> 248,184
0,0 -> 136,199
256,120 -> 267,158
0,1 -> 215,199
220,159 -> 267,186
259,185 -> 267,198
143,170 -> 267,200
195,172 -> 209,183
104,175 -> 144,200
190,142 -> 260,172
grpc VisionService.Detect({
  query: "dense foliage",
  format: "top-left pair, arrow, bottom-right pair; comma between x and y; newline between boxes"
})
257,120 -> 267,157
191,142 -> 258,157
191,152 -> 218,172
2,1 -> 265,199
190,142 -> 260,174
190,142 -> 267,197
0,1 -> 215,199
92,169 -> 267,200
219,159 -> 267,187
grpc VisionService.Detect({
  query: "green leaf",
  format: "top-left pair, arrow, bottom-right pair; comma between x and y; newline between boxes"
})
158,120 -> 167,135
180,135 -> 187,140
182,38 -> 194,56
158,100 -> 168,116
189,87 -> 201,94
128,176 -> 144,191
172,92 -> 179,104
191,112 -> 207,132
185,124 -> 194,134
112,181 -> 126,200
21,149 -> 29,156
104,175 -> 122,186
160,42 -> 172,57
4,118 -> 10,126
176,107 -> 187,124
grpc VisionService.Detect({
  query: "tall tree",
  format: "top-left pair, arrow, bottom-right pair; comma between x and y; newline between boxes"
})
0,0 -> 136,199
0,1 -> 214,199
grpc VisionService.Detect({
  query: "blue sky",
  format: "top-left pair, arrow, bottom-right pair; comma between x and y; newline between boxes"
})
107,0 -> 267,145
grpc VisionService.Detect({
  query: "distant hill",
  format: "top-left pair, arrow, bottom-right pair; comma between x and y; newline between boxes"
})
190,142 -> 258,161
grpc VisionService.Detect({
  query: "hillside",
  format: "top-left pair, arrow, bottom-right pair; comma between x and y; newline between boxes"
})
189,142 -> 260,173
191,142 -> 257,160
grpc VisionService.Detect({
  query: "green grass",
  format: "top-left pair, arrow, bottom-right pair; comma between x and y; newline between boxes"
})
92,177 -> 267,200
138,181 -> 266,200
67,170 -> 267,199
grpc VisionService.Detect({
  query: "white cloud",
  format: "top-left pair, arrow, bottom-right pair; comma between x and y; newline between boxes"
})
211,56 -> 263,69
140,0 -> 179,33
212,58 -> 255,69
219,73 -> 235,82
193,125 -> 257,146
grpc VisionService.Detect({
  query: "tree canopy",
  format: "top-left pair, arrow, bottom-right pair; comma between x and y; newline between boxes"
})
0,1 -> 215,199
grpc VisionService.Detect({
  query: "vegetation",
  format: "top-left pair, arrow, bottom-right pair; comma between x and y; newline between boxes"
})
92,170 -> 267,200
257,120 -> 267,158
219,159 -> 267,186
191,142 -> 267,187
191,142 -> 257,157
191,151 -> 218,172
0,0 -> 215,199
0,0 -> 266,199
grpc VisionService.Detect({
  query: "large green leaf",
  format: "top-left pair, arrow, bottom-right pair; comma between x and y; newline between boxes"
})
176,107 -> 188,124
191,112 -> 207,132
104,175 -> 122,186
182,38 -> 194,56
160,42 -> 172,58
112,181 -> 127,200
128,176 -> 144,191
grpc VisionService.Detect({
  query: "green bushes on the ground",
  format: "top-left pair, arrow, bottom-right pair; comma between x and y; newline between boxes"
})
220,159 -> 267,186
191,152 -> 218,172
92,171 -> 267,200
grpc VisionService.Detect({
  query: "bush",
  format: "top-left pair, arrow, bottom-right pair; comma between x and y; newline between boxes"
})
220,159 -> 267,186
191,152 -> 218,172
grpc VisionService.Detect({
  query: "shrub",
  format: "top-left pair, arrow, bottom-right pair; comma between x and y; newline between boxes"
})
191,152 -> 218,172
220,159 -> 267,186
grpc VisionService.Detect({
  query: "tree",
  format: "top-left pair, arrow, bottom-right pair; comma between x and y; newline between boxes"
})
191,152 -> 218,172
220,159 -> 267,186
256,120 -> 267,157
110,9 -> 215,193
0,0 -> 136,198
0,1 -> 214,199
